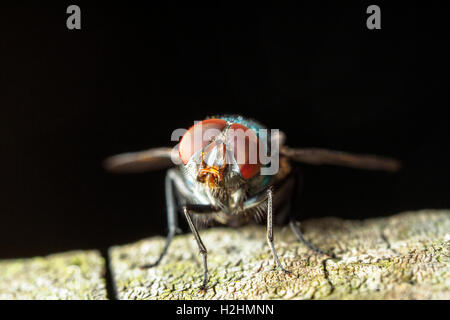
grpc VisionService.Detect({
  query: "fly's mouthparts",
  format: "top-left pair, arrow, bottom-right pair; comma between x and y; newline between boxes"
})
196,147 -> 230,187
197,164 -> 228,187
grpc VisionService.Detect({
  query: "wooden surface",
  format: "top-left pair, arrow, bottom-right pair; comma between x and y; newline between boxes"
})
109,210 -> 449,299
0,210 -> 448,300
0,250 -> 107,300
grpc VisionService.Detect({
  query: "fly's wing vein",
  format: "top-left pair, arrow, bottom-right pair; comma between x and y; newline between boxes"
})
281,146 -> 401,172
104,147 -> 178,173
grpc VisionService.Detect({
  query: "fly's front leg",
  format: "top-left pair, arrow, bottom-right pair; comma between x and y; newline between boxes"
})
141,169 -> 180,268
183,204 -> 217,291
266,187 -> 291,274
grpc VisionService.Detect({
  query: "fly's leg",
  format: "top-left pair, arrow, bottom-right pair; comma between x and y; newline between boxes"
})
267,187 -> 291,274
289,221 -> 336,258
183,204 -> 217,291
141,170 -> 180,268
289,170 -> 337,259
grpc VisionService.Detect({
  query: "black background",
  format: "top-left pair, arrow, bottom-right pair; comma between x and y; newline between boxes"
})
0,2 -> 448,258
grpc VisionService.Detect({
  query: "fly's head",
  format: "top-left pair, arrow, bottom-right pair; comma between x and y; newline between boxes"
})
179,118 -> 263,208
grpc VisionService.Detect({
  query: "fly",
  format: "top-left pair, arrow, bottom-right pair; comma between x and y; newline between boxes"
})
104,115 -> 400,290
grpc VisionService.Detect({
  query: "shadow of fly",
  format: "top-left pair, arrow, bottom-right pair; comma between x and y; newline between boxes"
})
104,115 -> 400,290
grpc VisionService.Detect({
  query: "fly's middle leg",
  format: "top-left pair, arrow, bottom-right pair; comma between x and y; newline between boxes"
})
289,170 -> 337,259
141,170 -> 181,268
289,221 -> 336,258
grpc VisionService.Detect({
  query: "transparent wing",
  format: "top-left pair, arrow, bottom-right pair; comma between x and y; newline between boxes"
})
103,147 -> 178,173
281,146 -> 401,172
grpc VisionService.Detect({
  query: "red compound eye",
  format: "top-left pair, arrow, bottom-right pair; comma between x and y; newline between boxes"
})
228,123 -> 262,180
178,119 -> 262,180
179,119 -> 227,165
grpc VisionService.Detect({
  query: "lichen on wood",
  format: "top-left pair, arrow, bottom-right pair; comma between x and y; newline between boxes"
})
109,210 -> 449,300
0,250 -> 107,300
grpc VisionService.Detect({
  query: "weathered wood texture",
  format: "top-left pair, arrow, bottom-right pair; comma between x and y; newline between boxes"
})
109,210 -> 449,300
0,250 -> 107,300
